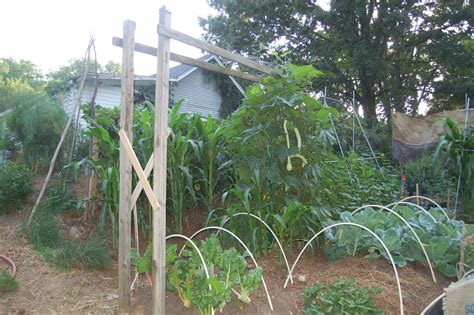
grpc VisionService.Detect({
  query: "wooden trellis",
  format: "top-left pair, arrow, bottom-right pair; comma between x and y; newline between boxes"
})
114,6 -> 275,314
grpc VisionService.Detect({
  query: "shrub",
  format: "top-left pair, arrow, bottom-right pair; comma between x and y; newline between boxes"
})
0,271 -> 19,295
6,89 -> 66,169
302,278 -> 383,314
0,162 -> 33,214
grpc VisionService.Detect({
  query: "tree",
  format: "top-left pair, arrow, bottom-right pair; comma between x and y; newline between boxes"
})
0,58 -> 44,88
0,58 -> 67,168
200,0 -> 473,125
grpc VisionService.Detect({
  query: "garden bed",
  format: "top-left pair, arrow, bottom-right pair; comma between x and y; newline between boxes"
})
0,205 -> 449,314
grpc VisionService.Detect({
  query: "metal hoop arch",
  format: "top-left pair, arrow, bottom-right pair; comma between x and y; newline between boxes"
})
166,234 -> 214,315
184,226 -> 274,311
220,212 -> 294,285
284,222 -> 404,315
351,204 -> 436,283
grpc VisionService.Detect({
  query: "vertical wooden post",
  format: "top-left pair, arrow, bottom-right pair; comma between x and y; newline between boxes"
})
118,19 -> 135,313
415,183 -> 420,206
153,6 -> 171,315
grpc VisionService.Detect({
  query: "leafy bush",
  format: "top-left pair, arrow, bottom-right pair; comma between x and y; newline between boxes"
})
0,271 -> 19,296
132,235 -> 262,315
435,117 -> 474,219
324,206 -> 474,277
302,278 -> 383,314
6,89 -> 66,169
403,153 -> 454,204
0,162 -> 33,214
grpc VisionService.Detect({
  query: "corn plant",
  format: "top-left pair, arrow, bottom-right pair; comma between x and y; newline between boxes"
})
167,102 -> 198,232
191,114 -> 231,211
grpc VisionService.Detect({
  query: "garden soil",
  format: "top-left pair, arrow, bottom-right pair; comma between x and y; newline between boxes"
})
0,177 -> 450,314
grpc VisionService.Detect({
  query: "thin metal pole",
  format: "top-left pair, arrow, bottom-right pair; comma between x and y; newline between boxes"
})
214,55 -> 245,96
352,91 -> 355,150
324,87 -> 352,180
454,94 -> 470,215
352,91 -> 384,177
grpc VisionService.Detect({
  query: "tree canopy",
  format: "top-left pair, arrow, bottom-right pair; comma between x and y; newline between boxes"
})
200,0 -> 473,125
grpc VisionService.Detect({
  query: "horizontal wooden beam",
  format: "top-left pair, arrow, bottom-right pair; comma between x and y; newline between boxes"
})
113,37 -> 263,82
171,52 -> 262,82
157,25 -> 276,76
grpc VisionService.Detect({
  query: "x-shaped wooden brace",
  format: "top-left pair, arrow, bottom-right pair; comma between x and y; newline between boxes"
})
119,129 -> 159,211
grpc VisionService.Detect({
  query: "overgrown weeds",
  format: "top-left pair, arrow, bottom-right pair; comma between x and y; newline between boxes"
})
0,271 -> 19,296
41,235 -> 111,270
24,197 -> 111,271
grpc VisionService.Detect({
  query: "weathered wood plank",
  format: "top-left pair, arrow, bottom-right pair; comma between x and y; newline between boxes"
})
112,37 -> 262,82
130,153 -> 154,209
157,24 -> 276,76
153,6 -> 171,315
118,19 -> 135,313
119,130 -> 159,210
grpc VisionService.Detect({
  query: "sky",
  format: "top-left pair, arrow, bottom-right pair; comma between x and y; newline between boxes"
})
1,0 -> 217,75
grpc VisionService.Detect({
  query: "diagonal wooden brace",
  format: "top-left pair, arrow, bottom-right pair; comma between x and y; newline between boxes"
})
130,153 -> 154,211
119,129 -> 159,210
129,128 -> 171,212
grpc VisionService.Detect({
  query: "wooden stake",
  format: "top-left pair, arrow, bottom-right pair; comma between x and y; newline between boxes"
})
416,183 -> 420,206
153,6 -> 171,315
85,137 -> 99,218
118,19 -> 135,313
27,40 -> 93,226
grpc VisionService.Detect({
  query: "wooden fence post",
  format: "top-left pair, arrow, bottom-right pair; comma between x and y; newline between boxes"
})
153,6 -> 171,315
118,19 -> 135,313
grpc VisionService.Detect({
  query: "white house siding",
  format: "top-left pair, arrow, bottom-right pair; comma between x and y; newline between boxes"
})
172,70 -> 221,119
64,81 -> 122,127
64,69 -> 223,124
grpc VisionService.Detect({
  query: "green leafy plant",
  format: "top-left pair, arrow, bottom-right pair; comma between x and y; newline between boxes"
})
435,117 -> 474,219
167,101 -> 198,232
324,206 -> 474,277
131,235 -> 262,314
302,278 -> 383,314
0,162 -> 33,214
6,89 -> 66,169
0,271 -> 19,296
191,113 -> 231,212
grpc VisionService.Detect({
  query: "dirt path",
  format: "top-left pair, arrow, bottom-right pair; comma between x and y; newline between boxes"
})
0,209 -> 118,314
